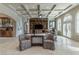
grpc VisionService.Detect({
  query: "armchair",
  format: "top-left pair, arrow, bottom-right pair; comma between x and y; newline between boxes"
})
43,33 -> 55,50
19,34 -> 31,51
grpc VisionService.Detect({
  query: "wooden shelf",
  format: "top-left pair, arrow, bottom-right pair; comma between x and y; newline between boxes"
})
30,18 -> 48,34
0,27 -> 13,37
0,17 -> 16,37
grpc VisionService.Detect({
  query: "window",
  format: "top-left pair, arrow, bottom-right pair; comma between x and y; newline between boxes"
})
52,22 -> 55,28
63,14 -> 72,38
57,19 -> 61,31
76,12 -> 79,33
49,20 -> 55,29
63,24 -> 67,36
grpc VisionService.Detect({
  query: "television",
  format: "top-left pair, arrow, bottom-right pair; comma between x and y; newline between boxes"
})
34,24 -> 43,29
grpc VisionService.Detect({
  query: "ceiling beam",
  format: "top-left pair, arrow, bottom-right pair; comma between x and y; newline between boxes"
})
16,9 -> 25,11
54,9 -> 64,11
46,4 -> 56,17
20,4 -> 31,17
29,9 -> 37,11
28,9 -> 63,11
55,4 -> 72,18
64,4 -> 72,10
16,9 -> 51,11
37,5 -> 40,17
41,9 -> 51,11
29,9 -> 51,11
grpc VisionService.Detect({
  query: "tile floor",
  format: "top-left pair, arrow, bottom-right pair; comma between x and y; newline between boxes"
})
0,36 -> 79,55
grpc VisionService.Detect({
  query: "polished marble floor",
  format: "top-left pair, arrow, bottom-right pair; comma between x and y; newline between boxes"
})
0,36 -> 79,55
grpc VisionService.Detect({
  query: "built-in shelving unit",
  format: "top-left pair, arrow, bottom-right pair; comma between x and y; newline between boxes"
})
30,18 -> 48,34
0,17 -> 16,37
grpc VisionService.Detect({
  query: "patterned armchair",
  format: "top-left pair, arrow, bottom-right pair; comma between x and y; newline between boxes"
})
43,33 -> 55,50
19,34 -> 31,51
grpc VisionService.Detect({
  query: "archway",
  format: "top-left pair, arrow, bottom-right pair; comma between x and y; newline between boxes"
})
0,13 -> 16,37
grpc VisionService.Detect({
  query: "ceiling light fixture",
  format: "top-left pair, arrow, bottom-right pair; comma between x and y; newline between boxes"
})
39,14 -> 42,18
39,15 -> 42,18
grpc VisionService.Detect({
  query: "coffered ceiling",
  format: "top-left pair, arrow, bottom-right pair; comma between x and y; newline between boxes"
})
4,3 -> 78,19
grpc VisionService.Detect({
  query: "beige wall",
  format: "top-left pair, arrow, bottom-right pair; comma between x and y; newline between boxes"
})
56,5 -> 79,41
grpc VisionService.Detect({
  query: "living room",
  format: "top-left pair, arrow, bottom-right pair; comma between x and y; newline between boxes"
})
0,3 -> 79,55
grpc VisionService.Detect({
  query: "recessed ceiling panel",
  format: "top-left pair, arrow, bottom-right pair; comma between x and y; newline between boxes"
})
55,4 -> 71,10
40,11 -> 49,15
31,15 -> 38,18
30,11 -> 38,15
23,3 -> 37,9
40,4 -> 54,10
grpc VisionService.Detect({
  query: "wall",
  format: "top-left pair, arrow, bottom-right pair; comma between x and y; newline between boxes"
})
21,16 -> 29,33
0,4 -> 24,37
56,5 -> 79,42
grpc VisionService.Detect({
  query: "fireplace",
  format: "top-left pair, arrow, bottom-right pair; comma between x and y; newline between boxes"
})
30,18 -> 48,34
34,24 -> 43,29
33,24 -> 43,33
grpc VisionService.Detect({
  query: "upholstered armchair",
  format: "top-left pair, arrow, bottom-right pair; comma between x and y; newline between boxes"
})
43,33 -> 55,50
19,34 -> 31,51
